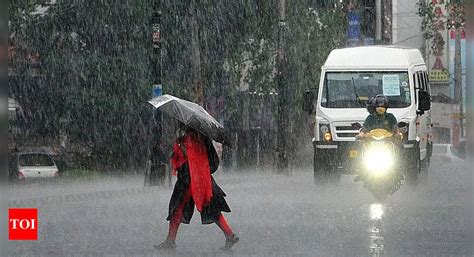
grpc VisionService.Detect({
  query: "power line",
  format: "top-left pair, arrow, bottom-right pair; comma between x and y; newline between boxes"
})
392,27 -> 421,31
392,34 -> 421,45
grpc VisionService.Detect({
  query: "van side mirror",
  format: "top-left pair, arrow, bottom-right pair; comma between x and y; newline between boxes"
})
303,90 -> 315,114
397,121 -> 409,128
418,91 -> 431,113
351,122 -> 362,130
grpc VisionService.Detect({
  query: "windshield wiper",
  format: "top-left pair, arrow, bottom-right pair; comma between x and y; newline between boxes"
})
351,78 -> 365,108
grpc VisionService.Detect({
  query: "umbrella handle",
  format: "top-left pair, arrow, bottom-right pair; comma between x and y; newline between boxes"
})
178,142 -> 187,158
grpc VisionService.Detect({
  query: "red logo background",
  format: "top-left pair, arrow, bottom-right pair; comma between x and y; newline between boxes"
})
9,208 -> 38,240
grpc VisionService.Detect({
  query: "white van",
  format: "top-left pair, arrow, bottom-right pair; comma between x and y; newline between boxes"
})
303,46 -> 432,183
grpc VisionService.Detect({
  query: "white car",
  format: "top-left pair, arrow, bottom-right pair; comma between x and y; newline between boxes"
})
431,144 -> 463,162
16,152 -> 60,179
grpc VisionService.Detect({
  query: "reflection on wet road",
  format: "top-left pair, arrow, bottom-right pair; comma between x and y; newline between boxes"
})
8,158 -> 470,256
369,203 -> 384,256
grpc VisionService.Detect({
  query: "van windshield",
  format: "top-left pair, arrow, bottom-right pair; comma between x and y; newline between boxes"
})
321,72 -> 411,108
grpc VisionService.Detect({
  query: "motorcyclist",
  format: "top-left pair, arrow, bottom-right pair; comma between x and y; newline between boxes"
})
358,94 -> 401,138
354,95 -> 403,184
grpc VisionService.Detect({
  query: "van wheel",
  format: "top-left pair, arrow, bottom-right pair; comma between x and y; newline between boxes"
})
314,164 -> 335,184
313,152 -> 340,184
423,142 -> 432,172
371,190 -> 389,202
419,154 -> 430,181
406,149 -> 421,185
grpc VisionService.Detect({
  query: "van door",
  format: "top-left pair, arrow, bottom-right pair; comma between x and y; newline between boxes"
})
414,69 -> 431,160
422,71 -> 433,159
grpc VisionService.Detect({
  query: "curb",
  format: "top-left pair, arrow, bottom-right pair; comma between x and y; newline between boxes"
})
8,186 -> 162,207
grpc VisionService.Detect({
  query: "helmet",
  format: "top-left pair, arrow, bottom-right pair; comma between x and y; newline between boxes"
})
373,94 -> 389,108
367,95 -> 389,114
366,96 -> 376,114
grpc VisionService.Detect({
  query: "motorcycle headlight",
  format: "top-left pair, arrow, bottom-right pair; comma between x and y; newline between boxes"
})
363,145 -> 394,177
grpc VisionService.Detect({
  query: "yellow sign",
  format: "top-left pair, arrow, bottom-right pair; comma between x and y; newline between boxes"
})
349,150 -> 358,158
429,70 -> 449,82
451,112 -> 464,120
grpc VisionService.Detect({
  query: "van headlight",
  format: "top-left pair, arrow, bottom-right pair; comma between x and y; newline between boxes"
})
320,124 -> 329,134
363,145 -> 394,177
319,124 -> 332,141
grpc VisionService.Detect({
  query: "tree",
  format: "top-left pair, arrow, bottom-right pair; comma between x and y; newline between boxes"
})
9,1 -> 155,169
9,0 -> 348,171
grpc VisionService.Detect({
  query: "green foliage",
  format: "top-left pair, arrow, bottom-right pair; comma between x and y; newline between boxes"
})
446,3 -> 465,30
10,1 -> 155,168
285,3 -> 346,152
417,1 -> 436,41
9,0 -> 348,169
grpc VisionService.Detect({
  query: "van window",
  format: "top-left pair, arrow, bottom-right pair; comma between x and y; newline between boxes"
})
321,72 -> 411,108
416,72 -> 423,90
419,72 -> 424,90
423,71 -> 430,93
413,74 -> 417,104
415,71 -> 430,104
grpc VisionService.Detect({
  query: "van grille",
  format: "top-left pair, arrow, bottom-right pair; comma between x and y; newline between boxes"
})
335,126 -> 355,131
336,132 -> 359,138
334,122 -> 361,140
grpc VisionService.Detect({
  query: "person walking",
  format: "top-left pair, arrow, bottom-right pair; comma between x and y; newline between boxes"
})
155,125 -> 239,251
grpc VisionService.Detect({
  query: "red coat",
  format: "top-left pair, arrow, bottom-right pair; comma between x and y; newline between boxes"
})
168,131 -> 231,224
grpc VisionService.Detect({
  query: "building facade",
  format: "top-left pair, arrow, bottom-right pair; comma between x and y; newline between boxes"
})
346,0 -> 461,143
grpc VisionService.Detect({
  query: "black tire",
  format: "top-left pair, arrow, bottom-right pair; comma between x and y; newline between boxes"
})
421,154 -> 430,171
371,191 -> 388,201
419,145 -> 431,182
313,150 -> 340,184
424,142 -> 432,171
405,148 -> 421,186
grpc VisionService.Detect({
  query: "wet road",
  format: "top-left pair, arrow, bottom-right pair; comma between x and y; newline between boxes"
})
8,158 -> 471,256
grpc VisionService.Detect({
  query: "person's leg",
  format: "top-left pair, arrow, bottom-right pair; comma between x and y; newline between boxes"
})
166,207 -> 184,241
216,214 -> 233,237
167,190 -> 192,241
155,190 -> 192,250
216,214 -> 239,250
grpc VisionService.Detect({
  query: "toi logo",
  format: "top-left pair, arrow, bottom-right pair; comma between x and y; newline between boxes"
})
9,208 -> 38,240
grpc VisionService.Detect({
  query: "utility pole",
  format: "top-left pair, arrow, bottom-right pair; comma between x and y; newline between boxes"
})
382,0 -> 392,43
375,0 -> 382,41
146,1 -> 167,186
454,27 -> 462,134
468,2 -> 473,150
421,0 -> 430,66
190,0 -> 203,105
451,0 -> 464,138
152,5 -> 163,146
276,0 -> 289,174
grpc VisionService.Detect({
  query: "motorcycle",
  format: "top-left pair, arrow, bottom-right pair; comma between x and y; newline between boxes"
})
356,128 -> 404,200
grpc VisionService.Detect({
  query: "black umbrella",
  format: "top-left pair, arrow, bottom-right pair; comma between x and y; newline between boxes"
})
148,94 -> 227,144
